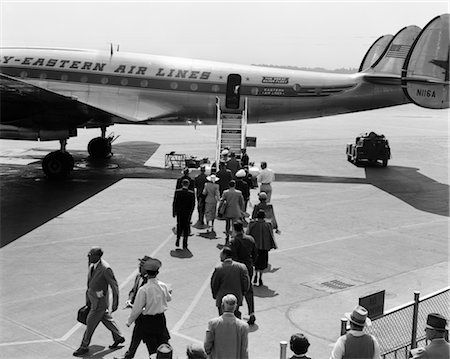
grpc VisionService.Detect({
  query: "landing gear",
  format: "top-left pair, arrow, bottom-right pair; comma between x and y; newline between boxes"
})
42,139 -> 74,180
87,127 -> 113,159
88,137 -> 112,159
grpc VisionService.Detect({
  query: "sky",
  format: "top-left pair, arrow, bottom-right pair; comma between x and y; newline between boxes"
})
1,1 -> 448,69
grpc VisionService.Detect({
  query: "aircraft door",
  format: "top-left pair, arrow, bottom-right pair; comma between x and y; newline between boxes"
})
225,74 -> 242,109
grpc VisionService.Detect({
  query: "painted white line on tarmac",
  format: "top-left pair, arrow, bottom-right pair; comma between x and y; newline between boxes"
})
171,263 -> 216,334
274,219 -> 448,254
0,232 -> 174,347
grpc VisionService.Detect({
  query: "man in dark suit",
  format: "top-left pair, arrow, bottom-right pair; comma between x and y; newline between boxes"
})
173,179 -> 195,249
193,165 -> 208,229
216,161 -> 233,195
176,167 -> 195,190
73,247 -> 124,357
210,247 -> 249,319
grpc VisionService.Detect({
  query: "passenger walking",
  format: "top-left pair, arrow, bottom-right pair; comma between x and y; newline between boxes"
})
203,174 -> 220,232
251,192 -> 280,234
173,179 -> 195,249
216,161 -> 233,195
257,161 -> 275,202
229,222 -> 257,325
126,258 -> 172,358
204,294 -> 249,359
289,333 -> 311,359
176,167 -> 195,191
220,180 -> 245,244
246,210 -> 277,286
73,247 -> 125,357
329,305 -> 381,359
120,256 -> 151,359
227,152 -> 240,178
410,313 -> 450,359
194,166 -> 208,229
210,247 -> 250,319
235,169 -> 250,212
240,148 -> 249,168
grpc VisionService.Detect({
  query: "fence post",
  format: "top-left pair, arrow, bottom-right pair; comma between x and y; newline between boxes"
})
279,340 -> 288,359
340,318 -> 348,335
410,291 -> 420,349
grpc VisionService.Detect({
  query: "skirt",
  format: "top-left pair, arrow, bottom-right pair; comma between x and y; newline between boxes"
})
254,249 -> 269,270
205,201 -> 217,222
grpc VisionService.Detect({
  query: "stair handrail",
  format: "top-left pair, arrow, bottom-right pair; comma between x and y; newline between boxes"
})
215,97 -> 222,171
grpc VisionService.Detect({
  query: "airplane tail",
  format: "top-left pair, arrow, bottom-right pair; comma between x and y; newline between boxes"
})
359,34 -> 394,72
368,25 -> 422,75
401,14 -> 449,109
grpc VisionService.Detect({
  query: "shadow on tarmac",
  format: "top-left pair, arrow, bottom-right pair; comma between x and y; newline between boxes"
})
1,141 -> 448,248
277,165 -> 449,217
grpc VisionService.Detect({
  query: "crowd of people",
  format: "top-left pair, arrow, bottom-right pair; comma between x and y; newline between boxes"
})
72,148 -> 449,359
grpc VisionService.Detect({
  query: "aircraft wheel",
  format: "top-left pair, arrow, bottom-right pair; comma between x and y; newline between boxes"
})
88,137 -> 112,159
42,150 -> 73,180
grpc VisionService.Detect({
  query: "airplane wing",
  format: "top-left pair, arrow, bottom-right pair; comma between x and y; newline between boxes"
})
0,73 -> 131,137
0,73 -> 185,140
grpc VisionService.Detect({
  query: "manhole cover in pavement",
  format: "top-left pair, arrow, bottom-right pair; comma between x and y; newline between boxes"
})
321,279 -> 354,290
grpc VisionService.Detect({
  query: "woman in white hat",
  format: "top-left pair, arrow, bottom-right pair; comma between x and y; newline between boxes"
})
202,174 -> 220,232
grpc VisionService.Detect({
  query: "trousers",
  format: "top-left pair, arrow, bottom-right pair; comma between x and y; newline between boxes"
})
81,306 -> 122,348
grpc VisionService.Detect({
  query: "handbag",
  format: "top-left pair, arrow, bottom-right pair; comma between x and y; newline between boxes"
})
218,200 -> 227,217
77,305 -> 90,325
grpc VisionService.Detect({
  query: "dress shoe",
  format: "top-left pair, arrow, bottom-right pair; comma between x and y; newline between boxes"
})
248,314 -> 256,325
73,347 -> 89,356
109,336 -> 125,349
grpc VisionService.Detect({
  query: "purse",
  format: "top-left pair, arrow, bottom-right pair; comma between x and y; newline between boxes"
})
218,200 -> 227,217
77,305 -> 90,325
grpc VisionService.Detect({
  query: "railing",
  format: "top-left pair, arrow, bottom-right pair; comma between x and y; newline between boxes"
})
340,287 -> 450,359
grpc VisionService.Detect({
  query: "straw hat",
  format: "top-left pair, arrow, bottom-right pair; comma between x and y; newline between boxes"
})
344,305 -> 372,327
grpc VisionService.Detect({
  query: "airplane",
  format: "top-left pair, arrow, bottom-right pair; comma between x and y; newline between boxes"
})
0,14 -> 448,179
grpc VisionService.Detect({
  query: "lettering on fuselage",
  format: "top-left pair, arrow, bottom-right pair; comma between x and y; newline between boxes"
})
155,67 -> 211,80
1,56 -> 212,80
2,56 -> 107,72
262,76 -> 289,84
416,88 -> 436,98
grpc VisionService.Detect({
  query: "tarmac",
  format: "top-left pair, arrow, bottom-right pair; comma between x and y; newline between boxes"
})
0,104 -> 448,359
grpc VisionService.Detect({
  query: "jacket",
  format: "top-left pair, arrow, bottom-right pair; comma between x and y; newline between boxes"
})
210,258 -> 249,307
204,312 -> 249,359
221,188 -> 244,219
86,259 -> 119,311
173,187 -> 195,217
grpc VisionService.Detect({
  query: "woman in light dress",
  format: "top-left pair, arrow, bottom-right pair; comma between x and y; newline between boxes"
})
202,174 -> 220,232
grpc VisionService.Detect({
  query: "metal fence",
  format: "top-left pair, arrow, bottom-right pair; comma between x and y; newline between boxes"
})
340,287 -> 450,359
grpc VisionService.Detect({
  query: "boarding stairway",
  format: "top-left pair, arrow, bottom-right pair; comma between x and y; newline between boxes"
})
215,97 -> 248,166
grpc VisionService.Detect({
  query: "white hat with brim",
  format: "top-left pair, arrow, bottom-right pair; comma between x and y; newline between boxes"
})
235,169 -> 246,178
345,305 -> 372,327
207,174 -> 218,182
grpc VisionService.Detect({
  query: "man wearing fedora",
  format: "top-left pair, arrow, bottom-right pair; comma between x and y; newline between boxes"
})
410,313 -> 449,359
330,305 -> 381,359
73,247 -> 125,357
126,257 -> 172,358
